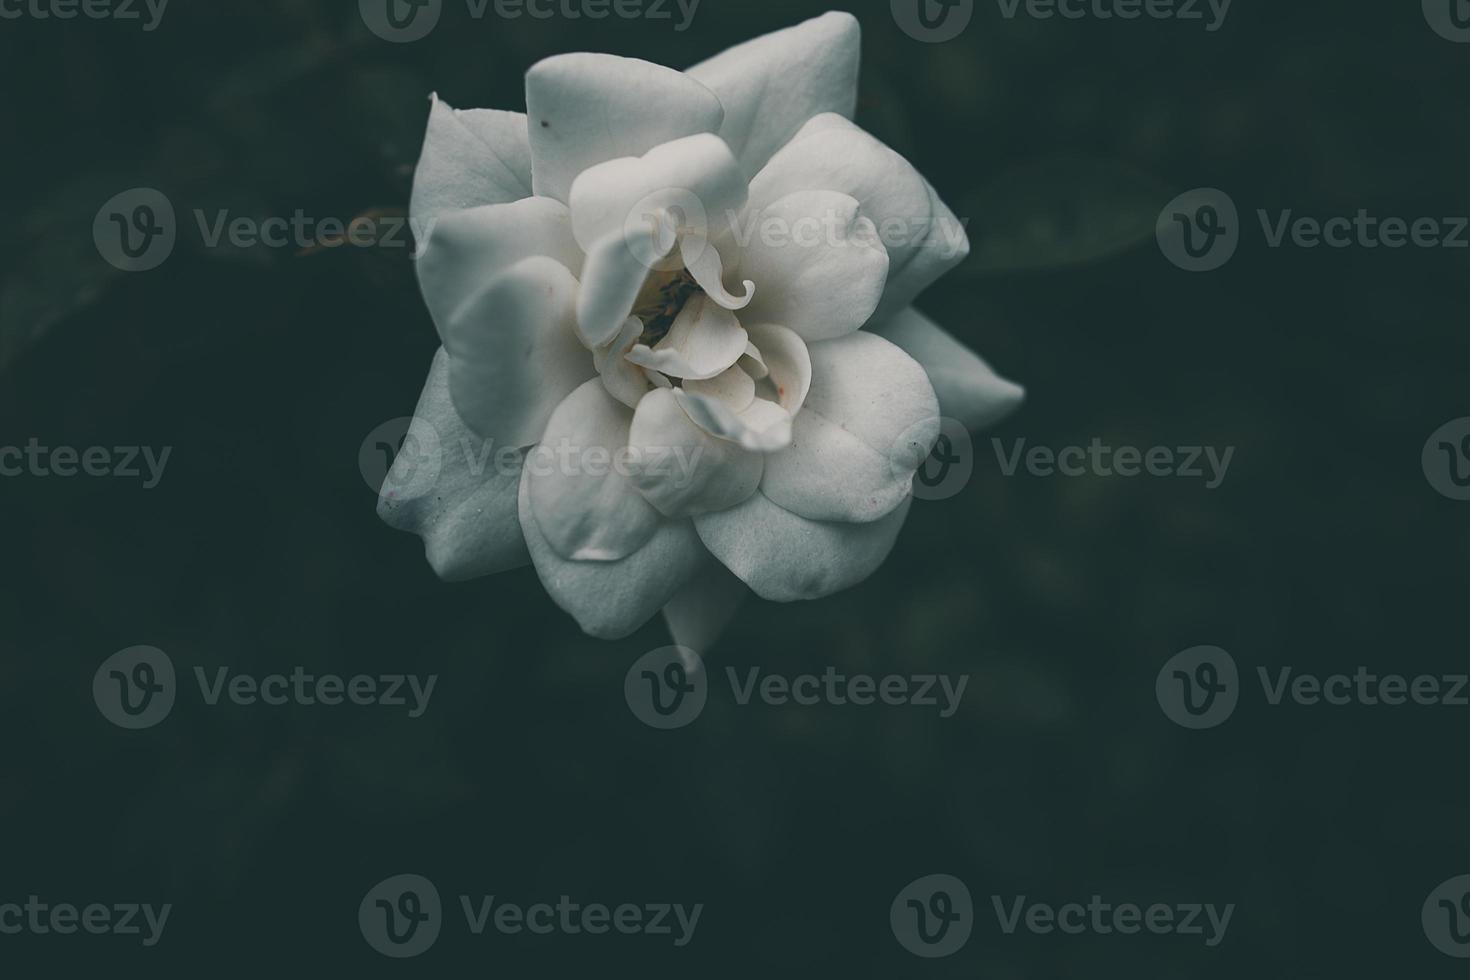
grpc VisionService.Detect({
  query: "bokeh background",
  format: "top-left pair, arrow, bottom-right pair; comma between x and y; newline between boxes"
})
2,0 -> 1468,974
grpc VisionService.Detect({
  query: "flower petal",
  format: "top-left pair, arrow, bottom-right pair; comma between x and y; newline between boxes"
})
567,133 -> 748,253
376,348 -> 528,581
627,387 -> 763,518
526,379 -> 663,562
878,180 -> 971,320
694,491 -> 913,603
526,53 -> 725,205
744,322 -> 811,414
661,558 -> 748,653
519,462 -> 706,640
872,307 -> 1025,431
410,94 -> 533,231
760,331 -> 939,523
675,390 -> 792,453
416,195 -> 582,342
575,216 -> 676,348
443,255 -> 593,447
595,316 -> 657,408
736,189 -> 888,340
625,293 -> 747,381
686,11 -> 860,178
747,114 -> 969,322
683,363 -> 755,412
680,234 -> 754,311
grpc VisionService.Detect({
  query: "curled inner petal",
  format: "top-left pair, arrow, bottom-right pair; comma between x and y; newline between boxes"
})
680,235 -> 754,312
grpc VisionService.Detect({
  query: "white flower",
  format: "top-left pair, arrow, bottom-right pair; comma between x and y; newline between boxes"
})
378,12 -> 1023,645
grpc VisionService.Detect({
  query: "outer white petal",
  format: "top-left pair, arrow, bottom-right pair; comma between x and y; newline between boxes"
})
519,463 -> 706,640
736,190 -> 889,341
879,180 -> 971,319
443,256 -> 593,446
760,332 -> 939,523
525,54 -> 725,205
872,306 -> 1025,431
526,380 -> 662,562
417,196 -> 581,341
694,492 -> 913,603
627,387 -> 763,518
660,558 -> 748,653
410,95 -> 533,232
748,114 -> 969,321
377,348 -> 528,580
686,11 -> 861,178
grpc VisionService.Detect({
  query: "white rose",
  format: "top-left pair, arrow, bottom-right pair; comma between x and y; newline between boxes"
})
379,12 -> 1023,645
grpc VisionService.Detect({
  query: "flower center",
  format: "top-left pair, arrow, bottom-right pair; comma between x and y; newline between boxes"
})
630,267 -> 702,348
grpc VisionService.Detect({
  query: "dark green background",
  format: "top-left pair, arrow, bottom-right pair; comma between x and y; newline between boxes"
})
2,0 -> 1467,974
